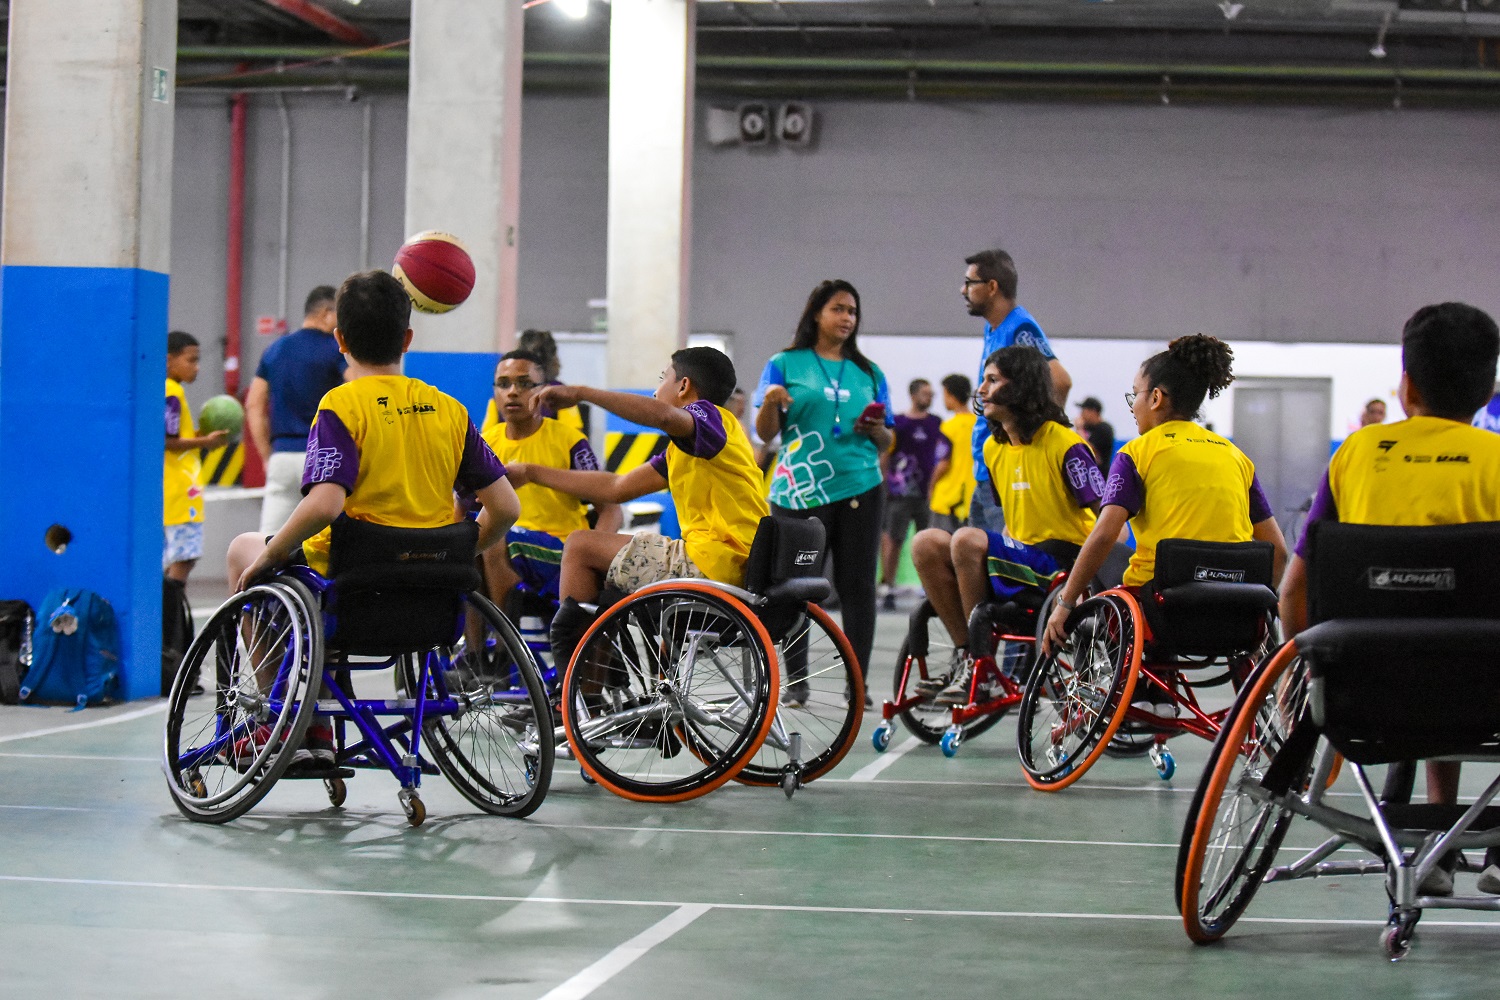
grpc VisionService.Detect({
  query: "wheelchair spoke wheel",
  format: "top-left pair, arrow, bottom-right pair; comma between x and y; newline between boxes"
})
1178,641 -> 1317,943
736,603 -> 862,787
893,601 -> 1007,745
162,580 -> 320,823
406,594 -> 554,819
563,583 -> 777,802
1016,593 -> 1141,791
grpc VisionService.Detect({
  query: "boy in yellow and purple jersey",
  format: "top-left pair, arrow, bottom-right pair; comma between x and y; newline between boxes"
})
164,331 -> 230,583
481,349 -> 621,605
226,270 -> 520,768
912,348 -> 1103,702
927,374 -> 979,534
1278,302 -> 1500,897
503,346 -> 769,669
1043,334 -> 1287,653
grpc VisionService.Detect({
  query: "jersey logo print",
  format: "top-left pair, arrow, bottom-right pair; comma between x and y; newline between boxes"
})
305,446 -> 343,482
1065,455 -> 1093,491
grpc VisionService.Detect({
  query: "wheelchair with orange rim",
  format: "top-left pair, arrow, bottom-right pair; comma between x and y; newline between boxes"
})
1177,521 -> 1500,961
1016,538 -> 1281,790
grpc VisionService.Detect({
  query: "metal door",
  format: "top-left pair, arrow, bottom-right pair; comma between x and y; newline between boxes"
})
1231,377 -> 1333,538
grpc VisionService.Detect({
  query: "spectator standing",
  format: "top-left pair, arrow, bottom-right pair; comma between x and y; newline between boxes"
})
928,374 -> 978,533
879,378 -> 946,610
1073,395 -> 1115,474
961,249 -> 1071,531
165,331 -> 229,582
246,286 -> 346,534
755,279 -> 895,704
1360,397 -> 1387,427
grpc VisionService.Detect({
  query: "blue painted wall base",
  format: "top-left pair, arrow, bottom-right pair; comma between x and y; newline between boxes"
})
405,350 -> 498,426
0,265 -> 167,701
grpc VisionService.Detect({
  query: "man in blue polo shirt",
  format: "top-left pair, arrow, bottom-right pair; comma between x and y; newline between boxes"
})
245,285 -> 347,533
961,248 -> 1072,531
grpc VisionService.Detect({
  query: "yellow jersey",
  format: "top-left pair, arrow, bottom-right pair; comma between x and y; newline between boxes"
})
649,400 -> 769,585
929,412 -> 978,520
1295,415 -> 1500,558
982,420 -> 1101,547
300,375 -> 504,575
164,379 -> 204,526
1103,420 -> 1272,587
482,417 -> 598,541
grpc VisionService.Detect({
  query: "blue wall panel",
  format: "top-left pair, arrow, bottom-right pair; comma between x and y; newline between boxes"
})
404,350 -> 498,427
0,265 -> 167,701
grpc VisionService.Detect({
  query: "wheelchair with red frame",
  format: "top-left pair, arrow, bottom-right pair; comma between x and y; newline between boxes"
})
1016,537 -> 1280,790
162,518 -> 555,827
557,516 -> 863,802
1177,521 -> 1500,960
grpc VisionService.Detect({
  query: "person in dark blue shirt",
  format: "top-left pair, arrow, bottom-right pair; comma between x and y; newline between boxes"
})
961,248 -> 1072,531
245,286 -> 347,533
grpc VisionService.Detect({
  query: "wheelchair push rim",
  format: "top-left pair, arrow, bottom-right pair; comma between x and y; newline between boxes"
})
162,579 -> 322,823
562,581 -> 780,802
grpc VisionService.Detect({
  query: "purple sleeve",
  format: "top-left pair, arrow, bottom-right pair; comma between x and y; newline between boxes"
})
165,395 -> 182,437
456,421 -> 505,494
302,409 -> 360,495
649,451 -> 669,479
1293,471 -> 1338,559
569,438 -> 601,472
1062,443 -> 1107,508
1248,473 -> 1274,524
670,400 -> 728,459
935,434 -> 952,463
1100,452 -> 1144,516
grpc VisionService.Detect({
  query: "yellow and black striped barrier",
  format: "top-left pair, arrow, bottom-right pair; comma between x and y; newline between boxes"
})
604,431 -> 667,474
198,441 -> 245,486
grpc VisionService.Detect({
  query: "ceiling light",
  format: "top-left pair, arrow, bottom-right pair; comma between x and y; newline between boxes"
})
1218,2 -> 1244,20
555,0 -> 590,19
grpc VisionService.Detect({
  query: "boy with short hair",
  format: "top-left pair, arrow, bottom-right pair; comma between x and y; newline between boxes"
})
165,331 -> 230,583
503,346 -> 768,667
481,349 -> 621,606
1279,301 -> 1500,897
927,374 -> 977,534
227,270 -> 520,768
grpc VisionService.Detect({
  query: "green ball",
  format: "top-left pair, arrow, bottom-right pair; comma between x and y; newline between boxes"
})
198,394 -> 244,437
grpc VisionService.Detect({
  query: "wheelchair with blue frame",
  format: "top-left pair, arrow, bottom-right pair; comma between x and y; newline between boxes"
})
1016,538 -> 1281,790
1177,521 -> 1500,960
162,517 -> 555,827
558,515 -> 864,802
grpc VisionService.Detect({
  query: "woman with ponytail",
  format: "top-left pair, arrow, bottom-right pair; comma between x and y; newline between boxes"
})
1042,334 -> 1287,651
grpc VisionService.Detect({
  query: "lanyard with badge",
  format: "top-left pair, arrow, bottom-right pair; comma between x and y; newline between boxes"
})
815,355 -> 850,438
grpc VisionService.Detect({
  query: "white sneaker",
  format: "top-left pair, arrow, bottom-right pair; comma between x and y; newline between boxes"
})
934,663 -> 974,706
1477,864 -> 1500,895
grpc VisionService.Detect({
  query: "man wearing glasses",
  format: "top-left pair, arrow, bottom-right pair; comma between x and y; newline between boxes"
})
480,351 -> 623,607
960,248 -> 1072,531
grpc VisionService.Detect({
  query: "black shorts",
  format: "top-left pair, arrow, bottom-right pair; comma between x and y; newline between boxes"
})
884,494 -> 931,541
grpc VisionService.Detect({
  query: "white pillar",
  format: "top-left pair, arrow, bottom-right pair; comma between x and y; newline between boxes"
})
606,0 -> 696,388
403,0 -> 524,418
0,0 -> 178,700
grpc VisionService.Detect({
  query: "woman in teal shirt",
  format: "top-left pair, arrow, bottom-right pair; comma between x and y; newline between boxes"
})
755,279 -> 894,702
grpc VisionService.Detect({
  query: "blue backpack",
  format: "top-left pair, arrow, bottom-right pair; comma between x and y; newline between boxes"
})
21,589 -> 121,710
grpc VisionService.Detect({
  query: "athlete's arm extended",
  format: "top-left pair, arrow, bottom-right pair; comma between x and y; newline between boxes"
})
533,385 -> 696,440
474,475 -> 521,553
237,482 -> 347,591
509,460 -> 667,507
1041,504 -> 1130,654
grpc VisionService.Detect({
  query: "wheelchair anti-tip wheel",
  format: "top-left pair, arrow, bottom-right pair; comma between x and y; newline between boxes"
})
891,600 -> 1007,745
1015,592 -> 1141,791
562,582 -> 778,802
398,593 -> 554,819
162,579 -> 321,824
1176,641 -> 1317,943
735,603 -> 862,790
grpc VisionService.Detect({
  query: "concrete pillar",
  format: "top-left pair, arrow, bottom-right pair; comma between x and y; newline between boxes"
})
0,0 -> 178,701
606,0 -> 696,388
403,0 -> 524,422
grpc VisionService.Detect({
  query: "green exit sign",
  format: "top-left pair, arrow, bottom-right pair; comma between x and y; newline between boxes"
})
152,67 -> 170,103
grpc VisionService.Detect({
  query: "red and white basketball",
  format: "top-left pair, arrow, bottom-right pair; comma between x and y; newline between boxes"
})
392,231 -> 475,314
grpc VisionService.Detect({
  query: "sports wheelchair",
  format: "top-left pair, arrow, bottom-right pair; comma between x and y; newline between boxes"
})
559,516 -> 864,802
163,518 -> 555,827
1016,538 -> 1280,790
1177,522 -> 1500,960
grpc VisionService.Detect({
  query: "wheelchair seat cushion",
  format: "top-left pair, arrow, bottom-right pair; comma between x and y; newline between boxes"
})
327,517 -> 481,656
743,516 -> 827,600
1298,617 -> 1500,764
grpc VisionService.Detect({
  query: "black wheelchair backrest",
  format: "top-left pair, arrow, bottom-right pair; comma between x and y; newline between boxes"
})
1305,520 -> 1500,625
1144,539 -> 1277,657
326,517 -> 481,656
741,516 -> 831,605
1154,538 -> 1274,589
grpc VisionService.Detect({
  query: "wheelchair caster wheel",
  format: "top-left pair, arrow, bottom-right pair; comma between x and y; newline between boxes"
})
184,770 -> 208,799
1381,911 -> 1418,961
324,777 -> 347,808
872,723 -> 893,753
1150,746 -> 1175,781
781,771 -> 799,799
398,789 -> 425,827
940,729 -> 962,758
580,766 -> 597,785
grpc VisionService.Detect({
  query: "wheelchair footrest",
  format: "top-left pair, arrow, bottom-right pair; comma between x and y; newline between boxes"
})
1381,803 -> 1500,833
280,766 -> 357,781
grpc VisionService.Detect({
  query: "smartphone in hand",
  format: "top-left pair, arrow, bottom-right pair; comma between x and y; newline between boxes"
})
858,402 -> 887,425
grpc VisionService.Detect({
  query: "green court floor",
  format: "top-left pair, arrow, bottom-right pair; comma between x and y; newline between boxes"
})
2,610 -> 1497,999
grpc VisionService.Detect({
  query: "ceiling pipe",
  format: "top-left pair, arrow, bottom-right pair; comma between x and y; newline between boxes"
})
257,0 -> 378,46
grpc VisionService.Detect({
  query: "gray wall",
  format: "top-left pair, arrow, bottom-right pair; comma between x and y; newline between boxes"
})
167,91 -> 1500,406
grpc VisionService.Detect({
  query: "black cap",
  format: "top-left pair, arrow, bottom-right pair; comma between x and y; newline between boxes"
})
1075,396 -> 1103,412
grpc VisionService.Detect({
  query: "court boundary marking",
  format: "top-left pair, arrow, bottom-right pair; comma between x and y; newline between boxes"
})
0,702 -> 167,744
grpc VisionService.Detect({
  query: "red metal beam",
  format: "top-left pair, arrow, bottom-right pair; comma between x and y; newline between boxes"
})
259,0 -> 378,46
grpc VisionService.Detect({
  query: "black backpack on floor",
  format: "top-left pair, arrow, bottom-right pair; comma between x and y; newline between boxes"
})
0,600 -> 35,705
162,577 -> 195,696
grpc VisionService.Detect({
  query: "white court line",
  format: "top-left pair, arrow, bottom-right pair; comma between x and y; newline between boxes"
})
528,822 -> 1178,849
848,734 -> 920,781
538,904 -> 711,1000
0,702 -> 167,744
2,875 -> 1497,929
0,752 -> 157,762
